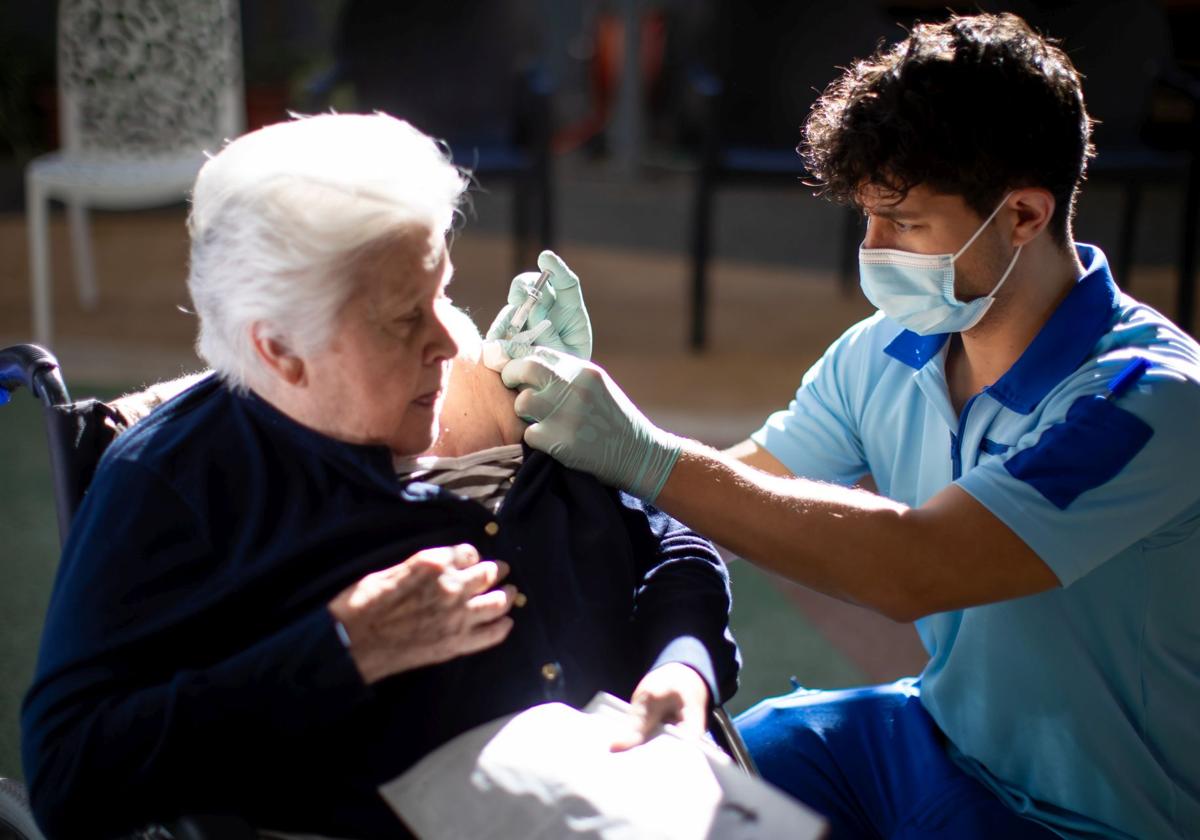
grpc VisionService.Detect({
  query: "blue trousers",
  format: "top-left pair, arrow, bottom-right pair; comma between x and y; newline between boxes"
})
735,680 -> 1060,839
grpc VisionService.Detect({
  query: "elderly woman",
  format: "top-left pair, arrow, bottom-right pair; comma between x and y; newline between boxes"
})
21,114 -> 738,839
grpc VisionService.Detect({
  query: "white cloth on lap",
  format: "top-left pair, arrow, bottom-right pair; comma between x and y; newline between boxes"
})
380,693 -> 826,840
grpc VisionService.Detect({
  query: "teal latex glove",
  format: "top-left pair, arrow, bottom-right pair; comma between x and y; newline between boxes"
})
500,348 -> 682,502
486,250 -> 593,362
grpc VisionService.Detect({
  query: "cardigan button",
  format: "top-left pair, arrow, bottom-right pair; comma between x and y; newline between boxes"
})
484,521 -> 500,537
540,662 -> 562,682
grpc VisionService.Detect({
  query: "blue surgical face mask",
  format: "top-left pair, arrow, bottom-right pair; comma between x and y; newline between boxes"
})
859,193 -> 1021,335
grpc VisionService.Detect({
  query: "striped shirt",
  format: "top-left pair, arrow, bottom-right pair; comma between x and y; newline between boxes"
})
394,444 -> 524,513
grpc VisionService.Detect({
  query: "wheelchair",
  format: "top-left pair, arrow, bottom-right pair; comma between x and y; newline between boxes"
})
0,343 -> 756,839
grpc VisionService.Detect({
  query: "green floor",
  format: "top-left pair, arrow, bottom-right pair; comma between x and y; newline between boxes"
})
0,383 -> 862,780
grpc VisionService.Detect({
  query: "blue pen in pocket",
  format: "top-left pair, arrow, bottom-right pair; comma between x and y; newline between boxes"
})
1104,356 -> 1151,401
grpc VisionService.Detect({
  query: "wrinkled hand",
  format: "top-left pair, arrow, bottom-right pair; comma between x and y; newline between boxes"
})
610,662 -> 712,752
327,544 -> 516,684
500,348 -> 682,502
485,250 -> 593,367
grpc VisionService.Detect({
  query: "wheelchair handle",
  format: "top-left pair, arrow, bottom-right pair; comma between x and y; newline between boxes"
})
0,344 -> 71,408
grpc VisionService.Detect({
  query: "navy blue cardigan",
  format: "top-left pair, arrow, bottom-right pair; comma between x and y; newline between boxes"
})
21,375 -> 739,838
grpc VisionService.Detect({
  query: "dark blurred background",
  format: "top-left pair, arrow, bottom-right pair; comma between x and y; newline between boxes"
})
2,0 -> 1198,782
4,0 -> 1200,272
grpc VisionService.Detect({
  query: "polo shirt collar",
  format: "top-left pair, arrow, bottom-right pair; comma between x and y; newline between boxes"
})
882,330 -> 949,369
882,243 -> 1119,414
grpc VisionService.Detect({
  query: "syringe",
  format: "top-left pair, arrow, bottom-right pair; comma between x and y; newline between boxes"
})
506,269 -> 552,336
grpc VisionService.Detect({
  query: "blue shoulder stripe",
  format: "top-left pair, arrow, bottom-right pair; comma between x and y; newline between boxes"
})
1004,393 -> 1153,511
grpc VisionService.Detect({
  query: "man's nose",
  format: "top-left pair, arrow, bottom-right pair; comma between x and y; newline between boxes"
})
861,217 -> 887,250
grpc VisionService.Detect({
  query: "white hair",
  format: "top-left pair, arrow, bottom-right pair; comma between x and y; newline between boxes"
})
188,113 -> 469,390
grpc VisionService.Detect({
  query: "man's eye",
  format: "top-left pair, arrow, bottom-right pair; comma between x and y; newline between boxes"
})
894,220 -> 913,233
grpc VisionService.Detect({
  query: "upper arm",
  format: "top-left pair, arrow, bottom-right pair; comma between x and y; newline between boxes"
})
621,496 -> 729,591
902,484 -> 1059,616
24,457 -> 368,836
617,495 -> 739,702
901,372 -> 1200,613
955,373 -> 1200,586
41,460 -> 212,662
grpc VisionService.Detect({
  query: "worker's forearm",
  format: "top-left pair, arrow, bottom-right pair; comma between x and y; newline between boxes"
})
655,442 -> 924,621
656,441 -> 1056,619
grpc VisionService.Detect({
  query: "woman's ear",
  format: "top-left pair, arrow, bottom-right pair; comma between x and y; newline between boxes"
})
250,322 -> 306,386
1009,188 -> 1055,247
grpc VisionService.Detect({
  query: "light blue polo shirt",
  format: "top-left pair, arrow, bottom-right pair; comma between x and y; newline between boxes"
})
751,244 -> 1200,839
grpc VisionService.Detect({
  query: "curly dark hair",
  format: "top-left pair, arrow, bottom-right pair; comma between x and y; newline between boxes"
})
802,13 -> 1094,244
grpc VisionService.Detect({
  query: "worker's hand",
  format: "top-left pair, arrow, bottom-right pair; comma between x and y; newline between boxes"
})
610,662 -> 712,751
500,348 -> 682,502
328,544 -> 516,684
485,250 -> 593,367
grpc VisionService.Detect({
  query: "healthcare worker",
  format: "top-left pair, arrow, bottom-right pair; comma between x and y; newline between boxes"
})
491,13 -> 1200,840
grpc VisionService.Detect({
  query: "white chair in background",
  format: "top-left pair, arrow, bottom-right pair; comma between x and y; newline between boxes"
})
25,0 -> 244,345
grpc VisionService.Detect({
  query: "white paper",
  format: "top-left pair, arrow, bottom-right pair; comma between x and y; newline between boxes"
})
380,693 -> 826,839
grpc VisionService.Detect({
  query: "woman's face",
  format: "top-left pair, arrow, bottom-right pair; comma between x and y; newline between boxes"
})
301,227 -> 459,455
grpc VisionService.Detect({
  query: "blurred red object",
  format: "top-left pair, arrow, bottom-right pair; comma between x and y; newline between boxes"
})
554,10 -> 666,154
244,84 -> 290,132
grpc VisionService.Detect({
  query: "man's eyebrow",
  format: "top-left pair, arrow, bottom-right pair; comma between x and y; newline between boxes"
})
869,205 -> 921,220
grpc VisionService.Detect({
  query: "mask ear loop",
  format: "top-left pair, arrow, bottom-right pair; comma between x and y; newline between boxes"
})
952,191 -> 1015,261
988,244 -> 1023,299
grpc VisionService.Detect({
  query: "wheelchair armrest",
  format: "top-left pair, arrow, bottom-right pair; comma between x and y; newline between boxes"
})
709,705 -> 758,776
